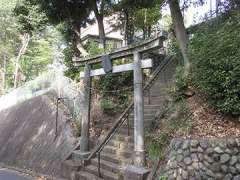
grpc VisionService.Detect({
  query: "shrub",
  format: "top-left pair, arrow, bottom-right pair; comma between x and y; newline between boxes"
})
189,10 -> 240,116
100,99 -> 115,115
167,37 -> 183,65
171,66 -> 189,101
96,71 -> 133,110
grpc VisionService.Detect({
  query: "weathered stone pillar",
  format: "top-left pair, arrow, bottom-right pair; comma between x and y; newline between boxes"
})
133,51 -> 145,166
124,53 -> 150,180
79,64 -> 91,158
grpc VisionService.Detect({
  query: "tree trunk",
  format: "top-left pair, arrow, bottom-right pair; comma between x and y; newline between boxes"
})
90,0 -> 106,49
96,14 -> 106,49
123,10 -> 129,46
143,9 -> 147,40
216,0 -> 220,15
169,0 -> 190,75
73,25 -> 89,57
143,27 -> 146,40
14,33 -> 30,88
147,26 -> 151,38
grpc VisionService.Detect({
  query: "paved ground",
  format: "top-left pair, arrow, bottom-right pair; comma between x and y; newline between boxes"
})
0,168 -> 35,180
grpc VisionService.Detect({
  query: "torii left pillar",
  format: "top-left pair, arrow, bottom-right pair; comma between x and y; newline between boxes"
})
79,64 -> 91,158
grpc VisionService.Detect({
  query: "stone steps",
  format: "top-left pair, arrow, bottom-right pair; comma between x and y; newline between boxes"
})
61,159 -> 81,179
129,113 -> 155,118
143,108 -> 162,114
144,98 -> 166,104
111,134 -> 133,142
84,165 -> 118,180
91,158 -> 120,173
100,152 -> 132,164
120,119 -> 157,129
103,145 -> 133,158
116,127 -> 134,136
143,104 -> 162,109
75,171 -> 103,180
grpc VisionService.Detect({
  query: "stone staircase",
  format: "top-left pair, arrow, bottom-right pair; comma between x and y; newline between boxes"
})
61,56 -> 178,180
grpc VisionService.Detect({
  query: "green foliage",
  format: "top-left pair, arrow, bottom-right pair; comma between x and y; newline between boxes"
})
171,66 -> 189,101
86,40 -> 113,56
134,5 -> 161,31
20,36 -> 53,81
97,71 -> 133,106
74,119 -> 81,137
189,10 -> 240,116
167,37 -> 183,64
147,132 -> 170,160
0,0 -> 62,90
100,99 -> 115,115
14,0 -> 47,33
159,176 -> 168,180
63,43 -> 82,81
0,7 -> 19,55
0,1 -> 20,90
28,0 -> 92,26
115,0 -> 163,9
86,41 -> 105,55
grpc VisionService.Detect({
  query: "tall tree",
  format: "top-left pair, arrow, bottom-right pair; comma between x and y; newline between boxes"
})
89,0 -> 107,48
13,0 -> 47,87
0,0 -> 19,92
24,0 -> 92,57
169,0 -> 190,75
134,5 -> 161,39
113,0 -> 163,44
13,33 -> 30,88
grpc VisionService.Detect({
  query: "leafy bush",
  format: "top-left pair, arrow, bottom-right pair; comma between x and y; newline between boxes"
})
189,10 -> 240,116
147,132 -> 170,160
171,66 -> 189,101
100,99 -> 115,115
96,71 -> 133,110
167,37 -> 183,65
86,40 -> 113,56
86,41 -> 105,55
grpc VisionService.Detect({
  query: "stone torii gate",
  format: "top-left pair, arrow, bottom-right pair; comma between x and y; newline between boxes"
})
73,36 -> 166,168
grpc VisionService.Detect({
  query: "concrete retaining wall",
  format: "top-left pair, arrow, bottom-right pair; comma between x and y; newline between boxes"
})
0,91 -> 78,178
164,138 -> 240,180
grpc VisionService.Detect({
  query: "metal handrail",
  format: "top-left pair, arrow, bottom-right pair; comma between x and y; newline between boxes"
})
87,55 -> 174,177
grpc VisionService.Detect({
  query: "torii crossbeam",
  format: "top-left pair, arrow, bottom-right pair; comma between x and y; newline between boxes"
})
73,35 -> 166,66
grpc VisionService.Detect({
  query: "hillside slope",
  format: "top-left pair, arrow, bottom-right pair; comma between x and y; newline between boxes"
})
0,91 -> 78,178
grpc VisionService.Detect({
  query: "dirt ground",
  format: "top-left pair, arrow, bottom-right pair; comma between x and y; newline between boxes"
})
187,93 -> 240,137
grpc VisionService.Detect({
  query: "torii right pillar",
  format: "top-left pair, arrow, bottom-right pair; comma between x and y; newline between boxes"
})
124,51 -> 150,180
133,51 -> 145,166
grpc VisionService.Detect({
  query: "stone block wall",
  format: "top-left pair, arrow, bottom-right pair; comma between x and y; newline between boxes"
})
164,138 -> 240,180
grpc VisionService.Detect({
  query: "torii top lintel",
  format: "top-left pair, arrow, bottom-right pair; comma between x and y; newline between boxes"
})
73,35 -> 167,67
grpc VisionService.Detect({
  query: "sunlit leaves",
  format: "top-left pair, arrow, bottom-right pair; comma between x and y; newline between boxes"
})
189,10 -> 240,116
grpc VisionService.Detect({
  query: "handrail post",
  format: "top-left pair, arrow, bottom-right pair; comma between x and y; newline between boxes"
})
148,89 -> 151,105
127,115 -> 130,136
55,97 -> 60,139
97,152 -> 102,177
